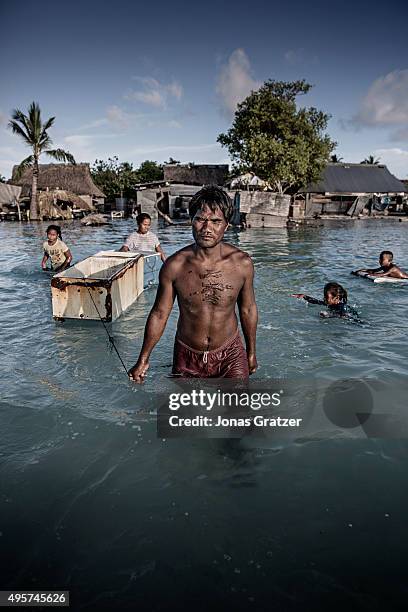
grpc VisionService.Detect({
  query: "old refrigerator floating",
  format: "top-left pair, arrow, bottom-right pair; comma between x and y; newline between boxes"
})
51,251 -> 161,321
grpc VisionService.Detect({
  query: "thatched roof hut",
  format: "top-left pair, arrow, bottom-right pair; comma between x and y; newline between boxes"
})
163,164 -> 229,186
37,189 -> 95,220
11,163 -> 105,199
0,184 -> 22,211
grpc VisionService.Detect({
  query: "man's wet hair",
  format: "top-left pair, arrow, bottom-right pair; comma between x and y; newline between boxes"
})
189,185 -> 233,222
324,282 -> 348,304
136,213 -> 151,225
46,225 -> 62,239
380,250 -> 393,260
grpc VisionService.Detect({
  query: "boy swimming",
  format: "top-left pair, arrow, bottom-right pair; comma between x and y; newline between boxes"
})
352,251 -> 408,279
41,225 -> 72,272
292,282 -> 360,320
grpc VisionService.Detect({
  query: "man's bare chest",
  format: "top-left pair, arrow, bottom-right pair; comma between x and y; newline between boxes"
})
176,266 -> 241,307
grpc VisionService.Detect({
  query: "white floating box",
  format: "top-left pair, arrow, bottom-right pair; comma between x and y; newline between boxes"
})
51,251 -> 161,321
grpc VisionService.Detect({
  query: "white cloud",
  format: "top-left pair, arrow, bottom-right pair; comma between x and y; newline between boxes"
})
128,142 -> 227,165
216,49 -> 261,117
130,143 -> 219,155
167,81 -> 183,100
64,134 -> 93,148
0,144 -> 29,179
284,48 -> 319,65
106,105 -> 131,127
126,77 -> 183,109
351,70 -> 408,134
76,118 -> 108,131
63,134 -> 99,162
284,50 -> 297,64
0,111 -> 6,126
167,119 -> 182,129
133,89 -> 166,108
390,127 -> 408,142
374,148 -> 408,178
0,146 -> 19,157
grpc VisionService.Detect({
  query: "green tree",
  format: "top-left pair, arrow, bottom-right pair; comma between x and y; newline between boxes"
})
217,79 -> 336,193
136,160 -> 164,183
361,155 -> 380,165
8,102 -> 75,220
91,156 -> 137,201
330,154 -> 343,163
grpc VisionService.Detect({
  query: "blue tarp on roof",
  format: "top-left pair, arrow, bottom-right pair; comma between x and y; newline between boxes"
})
305,163 -> 407,194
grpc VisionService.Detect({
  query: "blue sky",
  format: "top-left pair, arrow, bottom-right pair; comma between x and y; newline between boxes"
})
1,0 -> 407,178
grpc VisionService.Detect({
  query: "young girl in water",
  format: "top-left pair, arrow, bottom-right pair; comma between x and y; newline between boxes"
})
41,225 -> 72,272
292,282 -> 360,321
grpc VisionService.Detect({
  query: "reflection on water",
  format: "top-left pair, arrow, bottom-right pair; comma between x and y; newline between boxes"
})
1,219 -> 408,610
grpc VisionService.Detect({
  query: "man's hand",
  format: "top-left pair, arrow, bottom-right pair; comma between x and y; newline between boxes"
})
128,360 -> 150,383
248,352 -> 258,375
352,269 -> 367,276
291,293 -> 305,299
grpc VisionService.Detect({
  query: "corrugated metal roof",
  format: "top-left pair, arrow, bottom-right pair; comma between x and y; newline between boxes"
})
305,163 -> 407,194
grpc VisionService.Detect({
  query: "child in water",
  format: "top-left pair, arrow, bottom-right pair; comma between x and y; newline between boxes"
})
292,282 -> 360,321
352,250 -> 408,279
41,225 -> 72,272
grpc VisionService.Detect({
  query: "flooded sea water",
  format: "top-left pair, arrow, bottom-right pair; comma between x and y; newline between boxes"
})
1,218 -> 408,611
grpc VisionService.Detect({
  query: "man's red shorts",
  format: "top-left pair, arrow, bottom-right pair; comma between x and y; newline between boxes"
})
172,329 -> 249,379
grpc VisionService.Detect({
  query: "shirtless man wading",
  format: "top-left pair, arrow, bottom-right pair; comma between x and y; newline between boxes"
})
128,185 -> 258,382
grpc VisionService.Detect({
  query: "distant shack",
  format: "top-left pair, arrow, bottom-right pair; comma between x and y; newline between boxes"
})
0,183 -> 22,220
135,163 -> 291,226
297,163 -> 407,218
135,164 -> 230,221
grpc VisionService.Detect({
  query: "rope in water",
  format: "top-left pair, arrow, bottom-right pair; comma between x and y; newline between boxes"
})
84,282 -> 130,377
77,255 -> 160,378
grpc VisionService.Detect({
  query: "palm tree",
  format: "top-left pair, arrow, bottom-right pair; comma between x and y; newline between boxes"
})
361,155 -> 380,165
330,154 -> 343,163
8,102 -> 75,220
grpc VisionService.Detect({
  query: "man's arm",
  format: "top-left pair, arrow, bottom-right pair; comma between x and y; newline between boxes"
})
370,265 -> 408,279
155,243 -> 166,263
292,294 -> 324,305
41,252 -> 49,270
352,267 -> 382,275
128,262 -> 176,383
120,245 -> 129,252
237,256 -> 258,374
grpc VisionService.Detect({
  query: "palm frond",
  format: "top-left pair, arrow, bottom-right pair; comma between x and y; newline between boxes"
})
14,107 -> 35,141
41,116 -> 55,132
39,134 -> 53,149
8,119 -> 32,145
27,102 -> 43,143
46,149 -> 76,164
9,106 -> 37,144
13,155 -> 34,180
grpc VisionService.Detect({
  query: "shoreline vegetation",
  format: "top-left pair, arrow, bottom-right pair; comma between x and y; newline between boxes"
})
1,82 -> 407,223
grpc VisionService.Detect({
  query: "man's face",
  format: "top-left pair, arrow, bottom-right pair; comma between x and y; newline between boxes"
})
192,204 -> 228,248
138,219 -> 151,234
380,253 -> 392,266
